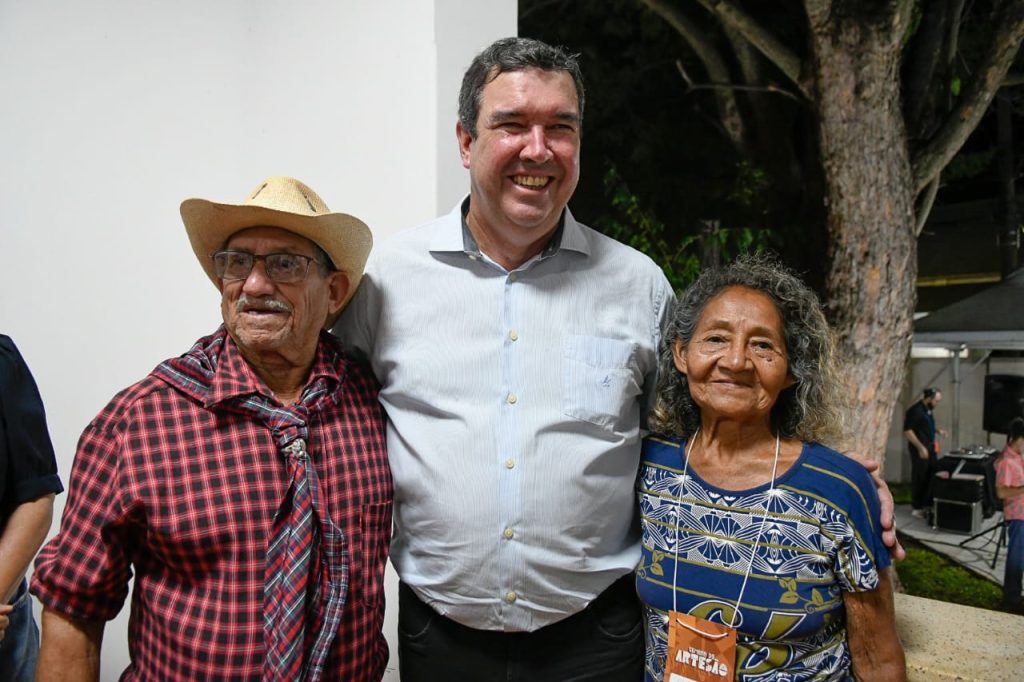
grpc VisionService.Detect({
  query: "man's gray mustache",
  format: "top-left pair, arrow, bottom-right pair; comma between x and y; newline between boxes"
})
236,294 -> 292,313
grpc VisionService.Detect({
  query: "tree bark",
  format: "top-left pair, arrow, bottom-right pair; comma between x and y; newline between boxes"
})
804,2 -> 917,466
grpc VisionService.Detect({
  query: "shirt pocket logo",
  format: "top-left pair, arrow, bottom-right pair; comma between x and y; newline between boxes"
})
562,335 -> 640,430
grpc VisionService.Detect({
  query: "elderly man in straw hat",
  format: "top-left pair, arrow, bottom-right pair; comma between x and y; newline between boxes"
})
31,177 -> 393,681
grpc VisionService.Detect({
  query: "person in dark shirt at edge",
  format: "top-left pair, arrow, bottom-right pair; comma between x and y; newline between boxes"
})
0,335 -> 63,682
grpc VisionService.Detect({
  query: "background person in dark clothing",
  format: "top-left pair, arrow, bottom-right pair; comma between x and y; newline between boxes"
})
0,335 -> 63,682
904,387 -> 945,517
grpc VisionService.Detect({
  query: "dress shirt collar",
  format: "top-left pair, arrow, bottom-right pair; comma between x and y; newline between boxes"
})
427,196 -> 592,265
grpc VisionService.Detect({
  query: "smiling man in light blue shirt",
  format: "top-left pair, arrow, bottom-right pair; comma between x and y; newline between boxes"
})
335,37 -> 672,681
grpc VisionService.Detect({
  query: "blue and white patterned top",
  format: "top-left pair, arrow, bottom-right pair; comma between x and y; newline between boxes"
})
637,435 -> 890,681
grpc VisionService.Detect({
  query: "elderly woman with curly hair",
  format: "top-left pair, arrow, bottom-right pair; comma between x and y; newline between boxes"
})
636,255 -> 905,682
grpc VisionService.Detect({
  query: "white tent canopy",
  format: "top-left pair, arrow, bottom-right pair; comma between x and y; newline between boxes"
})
913,267 -> 1024,447
915,267 -> 1024,350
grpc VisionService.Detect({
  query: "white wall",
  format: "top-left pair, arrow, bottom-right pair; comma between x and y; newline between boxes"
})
0,1 -> 515,679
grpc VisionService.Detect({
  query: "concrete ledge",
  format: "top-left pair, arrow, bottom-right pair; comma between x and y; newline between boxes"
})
896,593 -> 1024,681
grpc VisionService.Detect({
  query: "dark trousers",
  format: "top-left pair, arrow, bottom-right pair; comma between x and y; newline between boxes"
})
909,449 -> 937,510
1004,519 -> 1023,610
397,574 -> 643,682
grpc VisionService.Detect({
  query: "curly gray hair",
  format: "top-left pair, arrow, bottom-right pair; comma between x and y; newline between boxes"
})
651,253 -> 848,445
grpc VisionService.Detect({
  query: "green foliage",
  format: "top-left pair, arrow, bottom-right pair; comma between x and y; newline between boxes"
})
594,163 -> 776,292
728,161 -> 770,209
594,164 -> 701,291
897,535 -> 1004,610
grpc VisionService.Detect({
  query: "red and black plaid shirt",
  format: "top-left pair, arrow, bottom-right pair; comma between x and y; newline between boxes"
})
32,328 -> 392,681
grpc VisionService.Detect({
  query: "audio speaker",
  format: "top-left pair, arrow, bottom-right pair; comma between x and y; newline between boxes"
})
933,499 -> 981,534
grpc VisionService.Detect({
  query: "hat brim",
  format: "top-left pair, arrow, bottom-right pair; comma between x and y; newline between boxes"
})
180,198 -> 372,325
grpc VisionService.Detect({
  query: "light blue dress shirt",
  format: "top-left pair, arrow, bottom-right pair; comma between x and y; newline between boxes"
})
335,200 -> 675,631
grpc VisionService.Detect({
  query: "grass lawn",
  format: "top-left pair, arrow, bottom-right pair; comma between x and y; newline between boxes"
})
888,482 -> 1010,612
895,534 -> 1005,609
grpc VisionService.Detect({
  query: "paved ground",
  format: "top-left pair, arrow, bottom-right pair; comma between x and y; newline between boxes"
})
895,502 -> 1007,586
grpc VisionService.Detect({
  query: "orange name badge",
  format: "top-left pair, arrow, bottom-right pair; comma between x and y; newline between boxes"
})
663,611 -> 736,682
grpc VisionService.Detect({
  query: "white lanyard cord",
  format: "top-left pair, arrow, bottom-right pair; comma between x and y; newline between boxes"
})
671,428 -> 781,629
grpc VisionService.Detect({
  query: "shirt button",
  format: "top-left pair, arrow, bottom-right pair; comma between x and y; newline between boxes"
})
508,273 -> 518,283
505,458 -> 515,469
503,527 -> 514,539
509,330 -> 519,341
507,392 -> 517,404
505,591 -> 517,603
468,253 -> 479,261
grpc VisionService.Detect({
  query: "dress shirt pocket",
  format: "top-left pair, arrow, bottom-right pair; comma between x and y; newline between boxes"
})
562,335 -> 640,430
357,501 -> 392,607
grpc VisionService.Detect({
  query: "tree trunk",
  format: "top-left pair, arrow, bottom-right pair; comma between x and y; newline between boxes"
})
997,95 -> 1020,277
805,3 -> 917,467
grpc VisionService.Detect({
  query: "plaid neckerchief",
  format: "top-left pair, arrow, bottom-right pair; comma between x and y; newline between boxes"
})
155,328 -> 349,682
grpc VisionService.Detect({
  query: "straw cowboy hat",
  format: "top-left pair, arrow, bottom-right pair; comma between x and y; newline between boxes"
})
180,176 -> 372,319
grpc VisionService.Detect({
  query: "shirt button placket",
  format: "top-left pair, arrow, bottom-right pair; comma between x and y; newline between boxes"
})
498,268 -> 523,624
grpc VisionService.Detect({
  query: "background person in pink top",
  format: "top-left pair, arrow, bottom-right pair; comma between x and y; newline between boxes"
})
995,417 -> 1024,613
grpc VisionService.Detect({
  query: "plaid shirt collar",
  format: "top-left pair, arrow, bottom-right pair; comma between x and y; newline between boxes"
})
155,326 -> 348,411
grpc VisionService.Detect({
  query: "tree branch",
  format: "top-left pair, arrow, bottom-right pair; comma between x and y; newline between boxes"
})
914,174 -> 941,236
674,70 -> 804,103
639,0 -> 747,150
722,20 -> 761,87
719,20 -> 777,157
694,0 -> 809,98
912,0 -> 1024,193
903,0 -> 965,138
896,0 -> 917,38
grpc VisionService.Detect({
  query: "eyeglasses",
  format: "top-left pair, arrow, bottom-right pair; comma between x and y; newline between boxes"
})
212,250 -> 325,283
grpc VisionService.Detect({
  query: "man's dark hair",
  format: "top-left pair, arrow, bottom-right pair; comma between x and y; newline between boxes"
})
457,36 -> 584,139
923,387 -> 939,399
